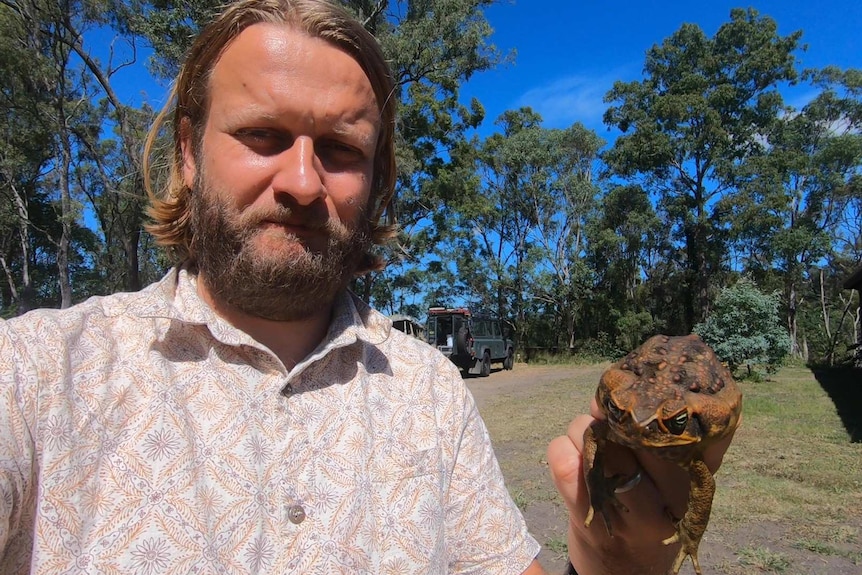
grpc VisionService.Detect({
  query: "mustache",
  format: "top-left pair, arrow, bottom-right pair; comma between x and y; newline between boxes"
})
239,205 -> 332,232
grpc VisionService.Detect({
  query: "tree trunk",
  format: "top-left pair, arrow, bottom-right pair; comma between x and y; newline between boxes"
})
124,228 -> 141,292
58,122 -> 74,309
787,279 -> 800,357
819,269 -> 832,365
10,182 -> 34,313
854,302 -> 862,368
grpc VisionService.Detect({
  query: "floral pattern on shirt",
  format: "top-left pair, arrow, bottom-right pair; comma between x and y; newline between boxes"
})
0,269 -> 539,574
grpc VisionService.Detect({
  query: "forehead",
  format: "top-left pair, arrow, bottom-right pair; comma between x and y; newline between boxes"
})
208,22 -> 380,128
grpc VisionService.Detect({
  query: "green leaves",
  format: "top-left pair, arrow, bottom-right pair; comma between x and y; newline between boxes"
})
694,278 -> 790,375
603,8 -> 803,331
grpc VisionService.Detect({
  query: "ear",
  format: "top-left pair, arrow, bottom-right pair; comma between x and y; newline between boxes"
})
179,117 -> 197,189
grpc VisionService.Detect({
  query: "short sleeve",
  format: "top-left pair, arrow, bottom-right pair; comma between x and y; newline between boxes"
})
444,380 -> 540,574
0,322 -> 38,558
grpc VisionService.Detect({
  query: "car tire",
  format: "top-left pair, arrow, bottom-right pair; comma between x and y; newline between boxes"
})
455,326 -> 470,355
480,351 -> 491,377
503,349 -> 514,370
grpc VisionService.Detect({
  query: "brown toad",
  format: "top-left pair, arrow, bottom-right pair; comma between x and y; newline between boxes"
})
583,334 -> 742,575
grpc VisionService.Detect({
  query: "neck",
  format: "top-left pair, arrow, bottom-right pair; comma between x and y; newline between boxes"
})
196,276 -> 333,370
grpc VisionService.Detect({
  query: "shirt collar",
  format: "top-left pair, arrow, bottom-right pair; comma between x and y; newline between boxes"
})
131,267 -> 392,352
325,289 -> 391,349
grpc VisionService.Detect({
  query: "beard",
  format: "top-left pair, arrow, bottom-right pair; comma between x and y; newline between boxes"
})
188,178 -> 371,322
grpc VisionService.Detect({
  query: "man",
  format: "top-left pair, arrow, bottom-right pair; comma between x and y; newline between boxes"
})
0,1 -> 733,573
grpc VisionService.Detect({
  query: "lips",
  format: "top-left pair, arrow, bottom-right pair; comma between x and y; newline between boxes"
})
259,218 -> 328,236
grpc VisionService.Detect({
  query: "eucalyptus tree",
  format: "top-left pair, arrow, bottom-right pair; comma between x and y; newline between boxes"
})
1,0 -> 154,311
447,108 -> 545,323
527,123 -> 603,350
0,5 -> 55,313
585,183 -> 668,348
603,8 -> 801,331
446,108 -> 604,349
725,66 -> 862,358
0,0 -> 83,309
73,101 -> 156,293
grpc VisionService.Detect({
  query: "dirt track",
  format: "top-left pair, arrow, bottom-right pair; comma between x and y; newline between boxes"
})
463,363 -> 597,573
464,362 -> 605,409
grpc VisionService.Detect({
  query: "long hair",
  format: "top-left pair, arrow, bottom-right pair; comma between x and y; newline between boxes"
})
143,0 -> 397,272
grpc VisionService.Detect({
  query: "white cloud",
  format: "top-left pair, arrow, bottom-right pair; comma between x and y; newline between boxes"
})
783,87 -> 819,112
515,73 -> 618,129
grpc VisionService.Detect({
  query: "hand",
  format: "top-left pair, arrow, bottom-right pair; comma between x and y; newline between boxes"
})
546,398 -> 737,575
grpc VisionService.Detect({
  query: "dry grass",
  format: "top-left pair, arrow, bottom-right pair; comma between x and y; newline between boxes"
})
479,364 -> 862,574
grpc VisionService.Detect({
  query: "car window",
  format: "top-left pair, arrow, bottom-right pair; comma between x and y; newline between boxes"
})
472,319 -> 488,337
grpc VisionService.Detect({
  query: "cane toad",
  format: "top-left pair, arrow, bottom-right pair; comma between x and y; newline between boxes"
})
582,334 -> 742,575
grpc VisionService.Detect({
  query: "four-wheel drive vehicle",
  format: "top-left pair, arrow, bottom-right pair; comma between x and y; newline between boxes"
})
389,314 -> 425,340
425,307 -> 515,377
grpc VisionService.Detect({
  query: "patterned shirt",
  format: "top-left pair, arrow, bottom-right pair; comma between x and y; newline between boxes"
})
0,269 -> 539,574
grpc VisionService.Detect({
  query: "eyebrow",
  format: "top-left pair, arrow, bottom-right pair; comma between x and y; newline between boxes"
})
330,122 -> 378,149
225,106 -> 378,147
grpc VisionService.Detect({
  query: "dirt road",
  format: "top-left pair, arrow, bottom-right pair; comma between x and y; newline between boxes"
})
463,362 -> 600,573
464,362 -> 606,409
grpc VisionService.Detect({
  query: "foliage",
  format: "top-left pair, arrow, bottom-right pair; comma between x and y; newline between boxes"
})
568,332 -> 624,362
603,8 -> 801,331
615,311 -> 662,352
724,65 -> 862,359
585,183 -> 668,344
694,278 -> 791,375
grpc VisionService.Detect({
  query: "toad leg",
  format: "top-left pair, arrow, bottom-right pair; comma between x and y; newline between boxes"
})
582,420 -> 631,536
662,457 -> 714,575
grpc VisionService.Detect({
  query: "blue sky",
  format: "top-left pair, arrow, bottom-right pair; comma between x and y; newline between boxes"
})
463,0 -> 861,136
104,1 -> 860,141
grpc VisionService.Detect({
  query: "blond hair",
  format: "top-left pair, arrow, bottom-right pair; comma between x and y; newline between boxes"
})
143,0 -> 397,271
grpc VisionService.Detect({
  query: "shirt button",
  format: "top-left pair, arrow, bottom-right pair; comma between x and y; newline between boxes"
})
287,504 -> 306,524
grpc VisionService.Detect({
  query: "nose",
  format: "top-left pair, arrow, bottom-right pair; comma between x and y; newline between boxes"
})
271,135 -> 325,206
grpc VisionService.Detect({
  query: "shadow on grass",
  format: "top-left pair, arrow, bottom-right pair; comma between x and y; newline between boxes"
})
812,366 -> 862,443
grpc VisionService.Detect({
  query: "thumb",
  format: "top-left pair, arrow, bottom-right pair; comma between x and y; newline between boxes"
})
547,415 -> 593,517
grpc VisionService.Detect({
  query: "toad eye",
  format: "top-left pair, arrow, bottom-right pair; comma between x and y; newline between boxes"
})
605,398 -> 625,422
663,412 -> 688,435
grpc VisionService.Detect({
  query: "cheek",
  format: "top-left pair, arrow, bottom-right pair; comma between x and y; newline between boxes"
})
328,173 -> 372,224
200,146 -> 272,209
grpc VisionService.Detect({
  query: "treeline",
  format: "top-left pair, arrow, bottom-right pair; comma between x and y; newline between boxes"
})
1,1 -> 860,365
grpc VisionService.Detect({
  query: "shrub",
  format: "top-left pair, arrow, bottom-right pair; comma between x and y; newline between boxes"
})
615,310 -> 663,352
694,278 -> 791,377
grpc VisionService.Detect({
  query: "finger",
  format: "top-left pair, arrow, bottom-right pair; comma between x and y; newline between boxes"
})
703,413 -> 741,471
565,414 -> 592,452
589,396 -> 603,420
595,441 -> 676,542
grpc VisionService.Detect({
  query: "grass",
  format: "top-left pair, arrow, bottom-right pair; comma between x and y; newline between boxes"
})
543,536 -> 569,561
478,364 -> 862,574
736,546 -> 791,572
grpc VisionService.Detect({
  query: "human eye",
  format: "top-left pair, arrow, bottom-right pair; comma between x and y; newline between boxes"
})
234,128 -> 287,154
317,138 -> 368,168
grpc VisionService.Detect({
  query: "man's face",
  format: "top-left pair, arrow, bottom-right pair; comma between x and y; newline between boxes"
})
181,23 -> 380,321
